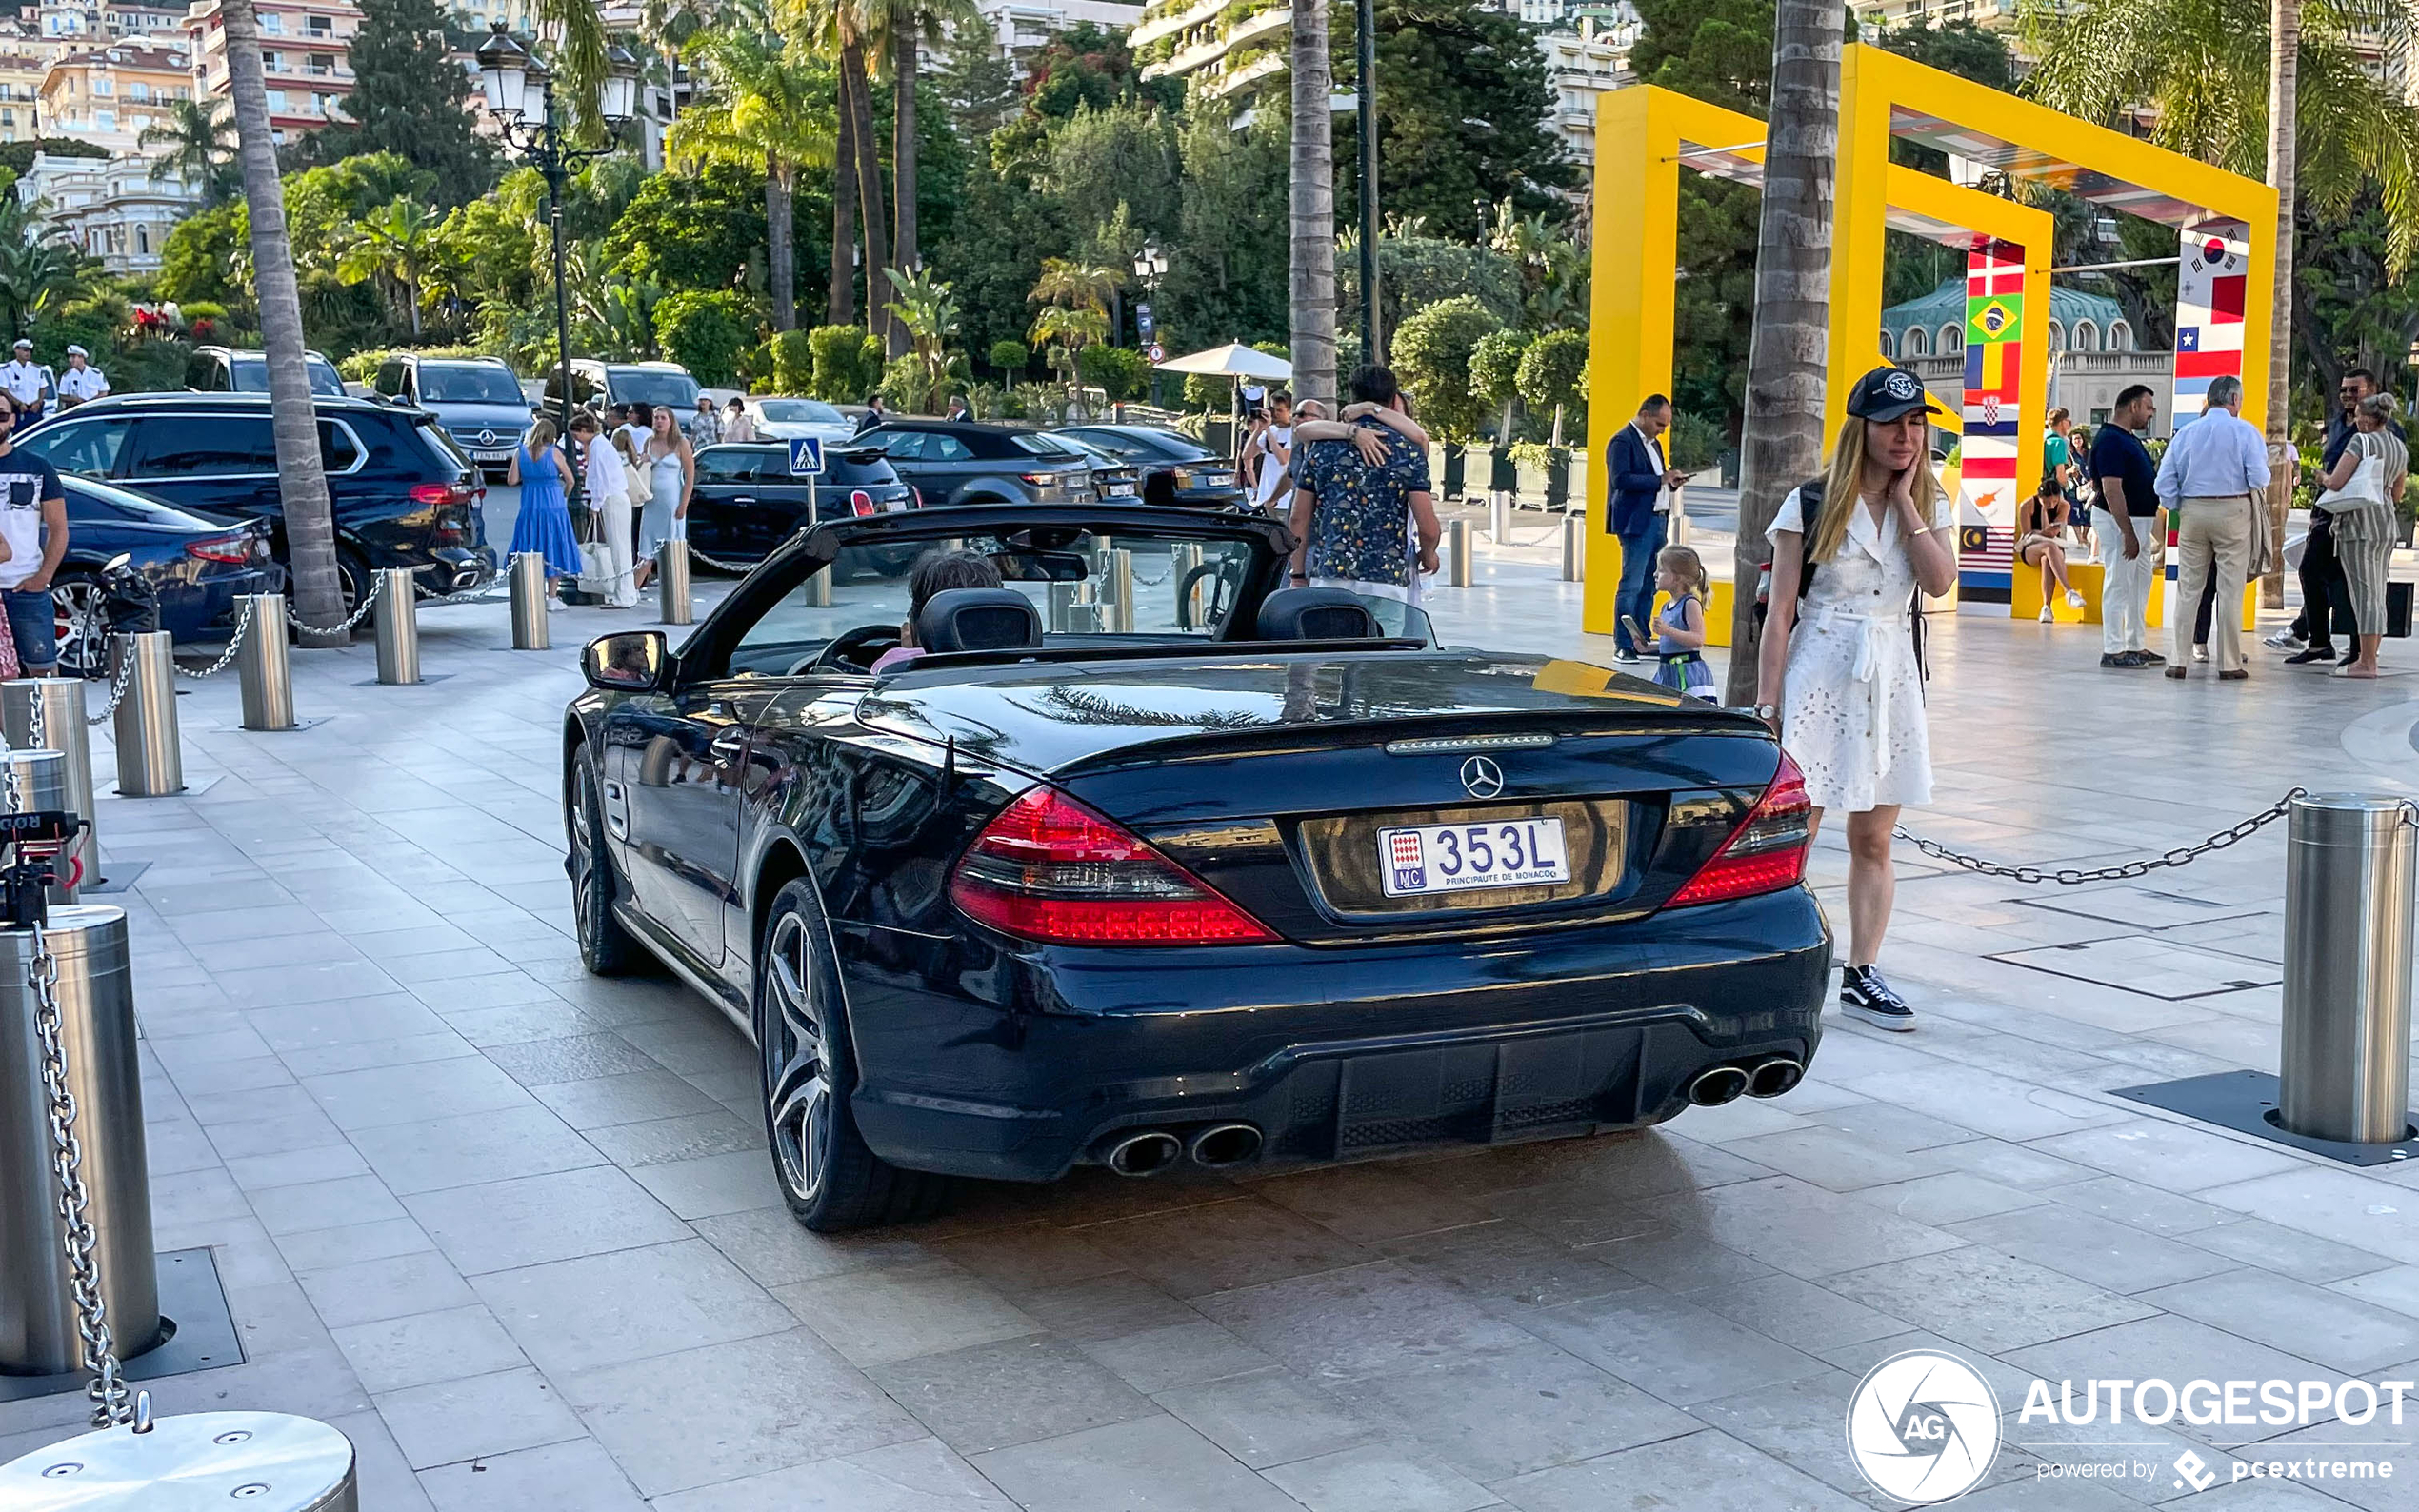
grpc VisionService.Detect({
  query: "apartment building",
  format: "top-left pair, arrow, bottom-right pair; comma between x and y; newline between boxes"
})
0,50 -> 46,141
187,0 -> 358,140
977,0 -> 1144,58
38,40 -> 190,154
17,149 -> 199,274
39,0 -> 190,45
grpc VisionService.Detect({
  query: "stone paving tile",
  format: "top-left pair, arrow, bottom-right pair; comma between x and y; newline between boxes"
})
1080,1196 -> 1378,1299
402,1164 -> 690,1275
1821,1245 -> 2156,1354
470,1237 -> 796,1376
971,1415 -> 1306,1512
417,1437 -> 650,1512
870,1335 -> 1161,1456
775,1258 -> 1043,1366
373,1366 -> 588,1471
647,1437 -> 1016,1512
1487,1427 -> 1870,1512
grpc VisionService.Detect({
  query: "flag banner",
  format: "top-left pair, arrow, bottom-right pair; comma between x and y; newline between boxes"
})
2173,224 -> 2250,427
1956,238 -> 2027,596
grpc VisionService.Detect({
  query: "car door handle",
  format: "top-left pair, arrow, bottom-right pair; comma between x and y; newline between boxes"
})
709,728 -> 748,757
730,495 -> 755,506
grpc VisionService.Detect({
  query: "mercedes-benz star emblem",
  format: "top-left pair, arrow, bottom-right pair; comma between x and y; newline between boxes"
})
478,429 -> 499,445
1459,756 -> 1505,799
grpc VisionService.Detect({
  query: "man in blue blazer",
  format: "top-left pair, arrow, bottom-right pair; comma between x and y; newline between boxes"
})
1606,394 -> 1688,660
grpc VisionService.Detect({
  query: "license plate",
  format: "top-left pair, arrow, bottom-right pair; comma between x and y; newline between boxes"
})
1106,483 -> 1136,497
1377,818 -> 1570,897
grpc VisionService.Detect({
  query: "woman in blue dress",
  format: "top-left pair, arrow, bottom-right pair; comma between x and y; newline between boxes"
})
506,417 -> 581,611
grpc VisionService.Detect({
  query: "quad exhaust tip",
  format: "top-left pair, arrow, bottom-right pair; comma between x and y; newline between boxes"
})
1688,1066 -> 1750,1106
1104,1130 -> 1183,1177
1189,1124 -> 1263,1167
1748,1058 -> 1804,1099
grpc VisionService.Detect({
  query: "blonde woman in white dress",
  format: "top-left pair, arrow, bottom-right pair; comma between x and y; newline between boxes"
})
1754,368 -> 1959,1031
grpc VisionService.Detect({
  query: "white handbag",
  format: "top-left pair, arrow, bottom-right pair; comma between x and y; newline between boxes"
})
2317,453 -> 2389,518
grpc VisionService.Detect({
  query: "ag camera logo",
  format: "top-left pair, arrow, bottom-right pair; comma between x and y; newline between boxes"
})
1847,1349 -> 2002,1503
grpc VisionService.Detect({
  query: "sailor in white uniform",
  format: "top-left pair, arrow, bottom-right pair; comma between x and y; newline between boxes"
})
0,340 -> 47,424
55,346 -> 107,408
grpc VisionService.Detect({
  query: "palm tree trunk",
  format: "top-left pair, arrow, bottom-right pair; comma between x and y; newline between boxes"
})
1289,0 -> 1336,408
1723,0 -> 1841,703
893,27 -> 917,279
768,159 -> 795,331
842,38 -> 895,356
221,0 -> 346,641
2260,0 -> 2297,607
830,78 -> 858,327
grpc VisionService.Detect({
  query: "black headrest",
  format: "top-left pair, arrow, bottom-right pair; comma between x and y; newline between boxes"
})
915,587 -> 1042,654
1255,587 -> 1383,641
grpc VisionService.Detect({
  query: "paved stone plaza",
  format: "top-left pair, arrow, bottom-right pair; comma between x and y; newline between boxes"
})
3,524 -> 2415,1511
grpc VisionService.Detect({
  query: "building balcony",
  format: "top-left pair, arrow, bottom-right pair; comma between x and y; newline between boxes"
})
1207,50 -> 1282,98
1132,0 -> 1230,50
1141,30 -> 1229,78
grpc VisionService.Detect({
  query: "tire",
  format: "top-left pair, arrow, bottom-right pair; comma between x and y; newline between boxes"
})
49,574 -> 105,678
757,876 -> 951,1232
565,744 -> 642,975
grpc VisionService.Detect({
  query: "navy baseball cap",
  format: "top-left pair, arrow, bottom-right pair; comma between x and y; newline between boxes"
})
1845,366 -> 1946,422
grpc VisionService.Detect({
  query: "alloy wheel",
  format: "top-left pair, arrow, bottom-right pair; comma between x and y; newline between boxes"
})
762,910 -> 831,1204
50,579 -> 105,677
569,761 -> 599,949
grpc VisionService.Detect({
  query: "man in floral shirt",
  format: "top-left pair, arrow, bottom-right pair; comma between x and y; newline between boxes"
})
1288,366 -> 1442,606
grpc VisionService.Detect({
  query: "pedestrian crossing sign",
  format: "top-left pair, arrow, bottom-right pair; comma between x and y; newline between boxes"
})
789,437 -> 825,476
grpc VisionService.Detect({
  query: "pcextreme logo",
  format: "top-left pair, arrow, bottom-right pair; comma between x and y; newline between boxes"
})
1846,1350 -> 2002,1504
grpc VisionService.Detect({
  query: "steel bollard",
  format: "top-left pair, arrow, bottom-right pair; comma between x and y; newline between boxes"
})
657,539 -> 693,627
4,679 -> 96,889
509,552 -> 549,650
238,593 -> 296,731
801,566 -> 831,608
1561,514 -> 1586,582
1048,580 -> 1073,633
372,568 -> 420,686
0,905 -> 156,1373
110,632 -> 182,798
4,751 -> 78,904
0,1411 -> 358,1510
2279,793 -> 2418,1143
1170,543 -> 1202,624
1490,493 -> 1511,544
1107,548 -> 1134,633
1448,519 -> 1473,588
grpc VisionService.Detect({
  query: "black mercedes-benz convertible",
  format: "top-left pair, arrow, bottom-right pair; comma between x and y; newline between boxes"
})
562,503 -> 1829,1230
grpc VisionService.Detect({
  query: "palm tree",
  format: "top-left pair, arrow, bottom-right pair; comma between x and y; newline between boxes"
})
1029,256 -> 1120,317
0,197 -> 90,337
137,98 -> 237,208
1289,0 -> 1336,407
1029,304 -> 1107,393
334,197 -> 440,336
790,0 -> 894,349
2021,0 -> 2419,603
668,31 -> 835,331
882,0 -> 977,284
219,0 -> 345,637
1722,0 -> 1842,703
884,264 -> 958,406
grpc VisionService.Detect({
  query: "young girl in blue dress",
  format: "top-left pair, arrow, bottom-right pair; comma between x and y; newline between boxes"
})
1648,545 -> 1715,700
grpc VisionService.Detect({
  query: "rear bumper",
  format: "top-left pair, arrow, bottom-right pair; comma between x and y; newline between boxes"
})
844,887 -> 1830,1182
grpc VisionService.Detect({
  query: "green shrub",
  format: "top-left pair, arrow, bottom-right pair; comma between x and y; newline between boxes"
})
30,313 -> 113,373
1513,328 -> 1589,441
655,290 -> 756,388
878,353 -> 937,414
1667,412 -> 1725,472
1467,328 -> 1529,439
1390,296 -> 1501,441
989,338 -> 1029,377
1077,345 -> 1147,404
807,324 -> 883,401
770,328 -> 814,394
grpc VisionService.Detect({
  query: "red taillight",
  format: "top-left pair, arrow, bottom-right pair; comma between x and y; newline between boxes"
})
909,485 -> 925,508
850,488 -> 876,517
409,483 -> 475,507
184,532 -> 252,564
950,786 -> 1276,946
1667,753 -> 1814,906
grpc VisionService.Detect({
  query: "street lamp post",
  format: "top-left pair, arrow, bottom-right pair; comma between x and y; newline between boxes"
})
474,21 -> 639,509
1132,240 -> 1169,408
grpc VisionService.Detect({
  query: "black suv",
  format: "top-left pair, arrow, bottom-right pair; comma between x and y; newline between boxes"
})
16,393 -> 492,603
185,346 -> 348,398
859,421 -> 1099,507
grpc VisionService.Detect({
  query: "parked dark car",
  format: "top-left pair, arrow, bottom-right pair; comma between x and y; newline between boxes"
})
51,477 -> 283,675
562,502 -> 1828,1230
15,393 -> 492,607
1056,424 -> 1245,508
544,359 -> 700,417
185,346 -> 347,399
370,354 -> 532,482
686,443 -> 918,577
1052,433 -> 1143,502
859,421 -> 1098,507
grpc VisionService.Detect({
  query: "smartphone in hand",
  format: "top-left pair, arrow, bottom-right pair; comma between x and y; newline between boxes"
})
1621,614 -> 1651,650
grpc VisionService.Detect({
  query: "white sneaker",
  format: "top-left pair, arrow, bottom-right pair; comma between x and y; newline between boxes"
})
2192,645 -> 2209,663
2066,589 -> 2086,609
546,598 -> 567,613
2264,628 -> 2307,650
2038,607 -> 2053,623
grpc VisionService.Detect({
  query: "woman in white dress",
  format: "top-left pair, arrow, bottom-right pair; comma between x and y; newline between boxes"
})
1754,368 -> 1959,1031
569,414 -> 637,607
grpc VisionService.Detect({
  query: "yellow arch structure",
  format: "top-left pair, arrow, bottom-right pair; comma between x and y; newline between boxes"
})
1582,83 -> 2052,633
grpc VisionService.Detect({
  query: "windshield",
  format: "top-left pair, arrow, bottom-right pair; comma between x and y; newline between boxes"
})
754,399 -> 845,426
1011,433 -> 1085,460
728,529 -> 1272,676
67,477 -> 217,526
610,368 -> 700,408
230,355 -> 345,397
419,365 -> 524,405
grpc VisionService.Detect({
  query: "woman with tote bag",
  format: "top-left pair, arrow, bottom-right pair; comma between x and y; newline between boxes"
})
2316,394 -> 2409,679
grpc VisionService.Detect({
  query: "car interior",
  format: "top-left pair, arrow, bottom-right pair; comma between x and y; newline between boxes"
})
686,519 -> 1429,682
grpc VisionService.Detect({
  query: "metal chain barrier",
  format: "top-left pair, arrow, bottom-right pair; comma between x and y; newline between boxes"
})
287,570 -> 383,636
170,595 -> 253,681
84,648 -> 133,726
31,919 -> 130,1428
682,545 -> 760,574
1893,787 -> 2305,885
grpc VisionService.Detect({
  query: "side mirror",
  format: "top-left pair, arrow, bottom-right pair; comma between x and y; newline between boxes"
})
583,630 -> 668,692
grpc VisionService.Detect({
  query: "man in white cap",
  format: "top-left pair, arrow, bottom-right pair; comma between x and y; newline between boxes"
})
55,346 -> 106,409
0,340 -> 47,426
